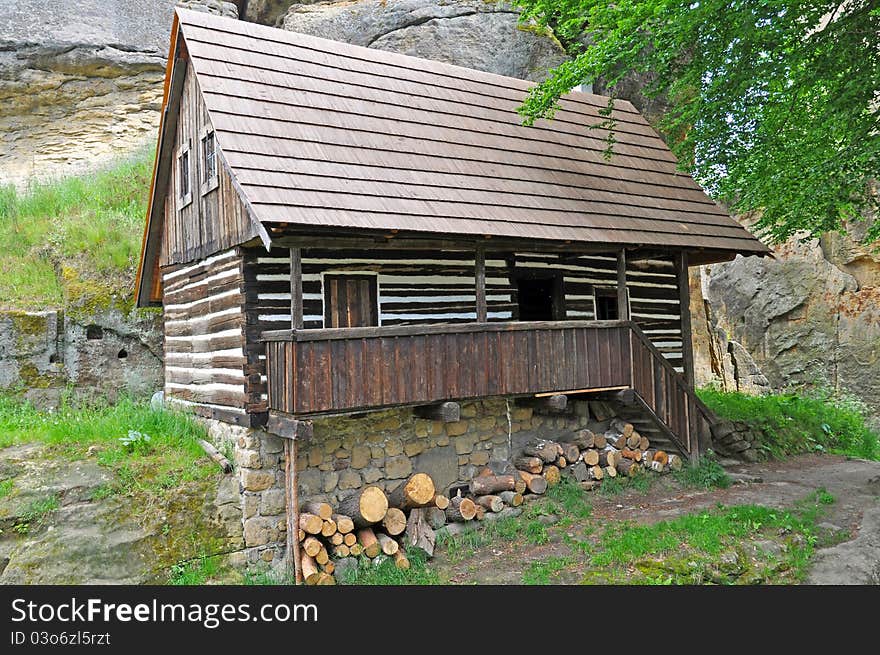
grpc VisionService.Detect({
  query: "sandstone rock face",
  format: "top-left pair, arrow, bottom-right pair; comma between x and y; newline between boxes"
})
0,308 -> 163,406
694,230 -> 880,413
281,0 -> 567,81
0,0 -> 236,188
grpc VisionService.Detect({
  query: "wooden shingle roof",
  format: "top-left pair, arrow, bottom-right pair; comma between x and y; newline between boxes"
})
136,8 -> 768,304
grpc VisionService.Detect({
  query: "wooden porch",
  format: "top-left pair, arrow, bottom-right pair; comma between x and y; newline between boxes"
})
263,320 -> 715,459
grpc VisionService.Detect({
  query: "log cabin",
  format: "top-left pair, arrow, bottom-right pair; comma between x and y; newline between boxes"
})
135,8 -> 768,516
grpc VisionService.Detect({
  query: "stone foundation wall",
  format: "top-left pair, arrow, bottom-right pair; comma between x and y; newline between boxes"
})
205,397 -> 600,569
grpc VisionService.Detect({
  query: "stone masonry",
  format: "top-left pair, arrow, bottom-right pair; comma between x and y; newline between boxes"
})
205,397 -> 599,569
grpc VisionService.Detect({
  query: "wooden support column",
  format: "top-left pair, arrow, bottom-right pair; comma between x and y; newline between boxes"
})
290,247 -> 303,330
284,438 -> 303,584
475,245 -> 487,323
616,249 -> 630,320
676,251 -> 696,388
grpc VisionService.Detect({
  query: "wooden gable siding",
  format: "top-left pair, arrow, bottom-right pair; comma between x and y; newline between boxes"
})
162,248 -> 259,425
160,59 -> 257,267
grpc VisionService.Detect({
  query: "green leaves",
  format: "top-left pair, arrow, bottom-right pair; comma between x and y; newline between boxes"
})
515,0 -> 880,244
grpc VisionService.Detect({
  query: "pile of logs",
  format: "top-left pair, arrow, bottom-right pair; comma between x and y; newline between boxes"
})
513,419 -> 682,489
297,421 -> 683,583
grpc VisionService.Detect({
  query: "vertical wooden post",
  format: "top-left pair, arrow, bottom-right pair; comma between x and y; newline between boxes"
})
616,249 -> 630,320
285,438 -> 303,584
475,245 -> 487,323
676,251 -> 696,388
290,247 -> 303,330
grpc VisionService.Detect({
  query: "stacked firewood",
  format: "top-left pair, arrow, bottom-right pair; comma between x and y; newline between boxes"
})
297,472 -> 448,584
514,419 -> 682,489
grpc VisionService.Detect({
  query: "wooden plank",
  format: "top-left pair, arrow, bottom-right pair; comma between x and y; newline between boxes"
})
617,249 -> 630,320
475,245 -> 487,323
676,251 -> 695,388
290,247 -> 303,329
267,411 -> 314,440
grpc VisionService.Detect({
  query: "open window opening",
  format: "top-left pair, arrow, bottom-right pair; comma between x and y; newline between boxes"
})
515,274 -> 563,321
594,287 -> 627,320
323,274 -> 379,328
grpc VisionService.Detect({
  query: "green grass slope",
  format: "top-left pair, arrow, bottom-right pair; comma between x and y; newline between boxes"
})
0,150 -> 154,313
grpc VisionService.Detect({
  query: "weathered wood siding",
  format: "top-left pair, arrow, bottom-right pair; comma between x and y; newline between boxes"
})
243,247 -> 684,395
162,248 -> 257,425
160,59 -> 257,267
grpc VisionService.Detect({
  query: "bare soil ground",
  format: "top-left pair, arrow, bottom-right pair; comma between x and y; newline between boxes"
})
430,454 -> 880,585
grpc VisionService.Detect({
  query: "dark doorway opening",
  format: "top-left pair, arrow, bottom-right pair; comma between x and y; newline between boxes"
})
594,288 -> 618,320
516,277 -> 558,321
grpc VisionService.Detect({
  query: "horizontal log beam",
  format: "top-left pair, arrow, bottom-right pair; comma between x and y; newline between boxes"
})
412,401 -> 461,423
266,412 -> 314,441
515,394 -> 568,414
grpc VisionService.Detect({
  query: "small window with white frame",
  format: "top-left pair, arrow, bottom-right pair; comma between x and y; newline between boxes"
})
200,126 -> 218,194
177,141 -> 192,209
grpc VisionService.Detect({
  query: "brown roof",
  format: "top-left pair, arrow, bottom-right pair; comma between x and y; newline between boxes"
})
137,9 -> 767,303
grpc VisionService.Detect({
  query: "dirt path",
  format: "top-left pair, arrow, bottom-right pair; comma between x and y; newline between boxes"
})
432,454 -> 880,585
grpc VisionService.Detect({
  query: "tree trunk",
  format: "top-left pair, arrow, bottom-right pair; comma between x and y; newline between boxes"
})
298,529 -> 306,543
473,504 -> 486,521
667,454 -> 682,471
570,461 -> 590,482
322,561 -> 335,576
622,447 -> 642,461
616,458 -> 642,477
556,456 -> 567,468
357,527 -> 381,558
302,536 -> 323,558
652,450 -> 669,467
611,419 -> 634,438
301,553 -> 322,585
382,507 -> 407,536
582,449 -> 600,466
338,486 -> 389,527
425,506 -> 447,529
589,465 -> 605,480
580,481 -> 600,492
433,494 -> 450,510
599,448 -> 621,468
330,532 -> 344,546
639,436 -> 650,451
321,519 -> 337,537
593,433 -> 608,449
626,433 -> 642,449
469,474 -> 516,496
475,495 -> 504,513
605,432 -> 627,449
561,429 -> 594,450
315,546 -> 330,566
559,442 -> 580,464
518,470 -> 547,495
543,464 -> 560,487
299,513 -> 323,535
499,490 -> 523,507
197,439 -> 233,474
513,477 -> 527,494
394,550 -> 410,570
604,465 -> 617,478
523,440 -> 560,463
376,532 -> 400,556
445,495 -> 477,521
301,501 -> 332,521
514,456 -> 543,474
349,543 -> 363,557
343,533 -> 357,547
333,544 -> 350,558
404,508 -> 436,558
332,514 -> 355,534
387,473 -> 436,510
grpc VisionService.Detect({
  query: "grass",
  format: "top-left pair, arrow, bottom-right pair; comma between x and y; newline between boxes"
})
168,554 -> 222,585
13,493 -> 60,534
337,549 -> 442,585
0,149 -> 153,311
674,453 -> 731,489
698,387 -> 880,460
523,556 -> 574,585
0,478 -> 13,499
585,490 -> 833,584
0,393 -> 215,498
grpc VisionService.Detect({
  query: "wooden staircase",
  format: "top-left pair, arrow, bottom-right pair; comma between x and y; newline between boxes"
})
591,323 -> 718,461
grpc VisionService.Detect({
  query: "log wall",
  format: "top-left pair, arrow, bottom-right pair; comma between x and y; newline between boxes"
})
162,248 -> 257,424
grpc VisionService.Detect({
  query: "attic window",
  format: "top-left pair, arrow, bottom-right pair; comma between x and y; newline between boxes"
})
200,128 -> 218,194
177,142 -> 192,209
